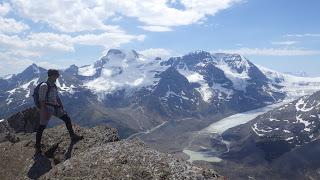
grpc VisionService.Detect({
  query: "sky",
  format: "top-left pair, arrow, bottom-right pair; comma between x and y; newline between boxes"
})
0,0 -> 320,76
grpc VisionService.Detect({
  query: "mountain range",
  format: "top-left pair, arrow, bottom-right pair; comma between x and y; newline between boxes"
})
1,49 -> 319,130
1,49 -> 320,179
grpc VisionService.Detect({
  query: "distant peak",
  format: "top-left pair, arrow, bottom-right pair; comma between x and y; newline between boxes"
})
106,49 -> 124,56
30,63 -> 39,68
69,64 -> 78,68
95,49 -> 140,68
285,71 -> 309,77
65,64 -> 79,74
189,50 -> 211,55
104,49 -> 139,58
26,63 -> 40,72
183,50 -> 212,60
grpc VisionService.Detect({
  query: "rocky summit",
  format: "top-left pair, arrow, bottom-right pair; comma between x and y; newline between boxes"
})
0,108 -> 222,180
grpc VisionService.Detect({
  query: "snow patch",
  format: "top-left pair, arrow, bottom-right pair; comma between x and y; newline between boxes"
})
296,114 -> 311,129
164,86 -> 190,101
6,78 -> 39,99
3,74 -> 13,80
6,98 -> 13,105
21,78 -> 39,98
295,98 -> 314,112
0,119 -> 4,122
251,123 -> 265,136
7,88 -> 17,95
177,68 -> 233,102
56,80 -> 76,94
21,78 -> 39,90
177,69 -> 214,102
285,137 -> 294,141
215,62 -> 248,91
78,65 -> 96,76
84,53 -> 166,100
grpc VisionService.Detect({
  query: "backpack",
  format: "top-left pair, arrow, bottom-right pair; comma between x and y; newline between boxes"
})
32,82 -> 55,109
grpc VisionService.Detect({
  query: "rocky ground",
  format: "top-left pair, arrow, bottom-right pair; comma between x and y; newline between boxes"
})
0,107 -> 223,180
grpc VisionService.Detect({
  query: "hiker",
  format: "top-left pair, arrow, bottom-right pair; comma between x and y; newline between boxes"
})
34,69 -> 83,154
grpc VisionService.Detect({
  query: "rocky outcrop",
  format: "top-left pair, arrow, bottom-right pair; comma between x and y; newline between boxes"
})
0,107 -> 40,143
0,108 -> 223,180
42,139 -> 221,180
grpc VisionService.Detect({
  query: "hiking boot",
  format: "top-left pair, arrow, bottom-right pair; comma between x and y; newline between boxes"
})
34,145 -> 42,155
71,134 -> 83,142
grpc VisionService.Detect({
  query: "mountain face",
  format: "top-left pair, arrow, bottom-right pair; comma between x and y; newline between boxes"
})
1,49 -> 320,142
214,90 -> 320,179
222,90 -> 320,159
0,108 -> 222,180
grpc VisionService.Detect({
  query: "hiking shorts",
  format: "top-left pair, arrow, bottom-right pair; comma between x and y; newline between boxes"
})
40,106 -> 67,126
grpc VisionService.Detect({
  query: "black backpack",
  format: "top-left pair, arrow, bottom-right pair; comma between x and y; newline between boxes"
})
32,82 -> 55,108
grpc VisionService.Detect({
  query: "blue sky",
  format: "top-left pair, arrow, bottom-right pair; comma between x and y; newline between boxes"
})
0,0 -> 319,76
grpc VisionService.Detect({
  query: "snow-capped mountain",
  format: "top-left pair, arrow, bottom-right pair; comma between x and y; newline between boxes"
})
222,90 -> 320,159
251,91 -> 320,144
258,65 -> 320,99
160,51 -> 285,113
284,71 -> 309,77
217,90 -> 320,179
1,49 -> 320,138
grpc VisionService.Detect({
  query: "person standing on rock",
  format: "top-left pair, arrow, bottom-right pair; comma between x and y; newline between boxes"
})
35,69 -> 83,154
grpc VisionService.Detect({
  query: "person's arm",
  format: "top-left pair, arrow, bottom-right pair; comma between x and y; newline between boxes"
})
39,84 -> 49,113
57,95 -> 64,109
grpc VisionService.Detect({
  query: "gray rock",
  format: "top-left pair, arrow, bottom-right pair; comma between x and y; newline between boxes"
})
42,139 -> 222,180
0,108 -> 222,180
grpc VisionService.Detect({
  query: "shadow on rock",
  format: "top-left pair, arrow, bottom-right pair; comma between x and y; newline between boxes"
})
27,139 -> 81,179
65,140 -> 78,160
28,154 -> 52,179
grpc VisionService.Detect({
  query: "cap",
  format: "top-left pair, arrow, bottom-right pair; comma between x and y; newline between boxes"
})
47,69 -> 60,77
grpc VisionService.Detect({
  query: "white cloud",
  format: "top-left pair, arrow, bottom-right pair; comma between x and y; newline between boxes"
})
0,31 -> 144,55
271,41 -> 297,45
37,61 -> 61,69
139,26 -> 172,32
2,49 -> 40,58
114,0 -> 241,27
10,0 -> 242,32
0,51 -> 61,76
11,0 -> 119,33
27,32 -> 75,52
216,48 -> 320,56
0,17 -> 29,33
0,51 -> 34,75
286,33 -> 320,38
74,32 -> 145,49
139,48 -> 173,59
0,33 -> 74,53
0,51 -> 33,65
0,2 -> 10,16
